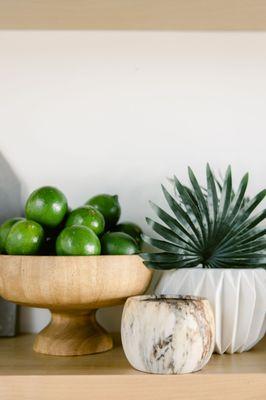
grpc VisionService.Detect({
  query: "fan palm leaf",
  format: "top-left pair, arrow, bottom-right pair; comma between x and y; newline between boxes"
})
142,165 -> 266,270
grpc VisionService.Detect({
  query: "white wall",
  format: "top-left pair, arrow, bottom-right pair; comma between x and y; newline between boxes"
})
0,31 -> 265,332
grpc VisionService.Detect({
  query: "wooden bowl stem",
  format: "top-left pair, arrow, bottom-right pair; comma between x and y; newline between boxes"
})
33,310 -> 113,356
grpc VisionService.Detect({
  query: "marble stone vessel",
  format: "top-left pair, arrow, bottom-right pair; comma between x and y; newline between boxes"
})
121,295 -> 215,374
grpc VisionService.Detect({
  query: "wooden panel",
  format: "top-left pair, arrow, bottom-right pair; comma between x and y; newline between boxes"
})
0,334 -> 265,400
0,0 -> 266,30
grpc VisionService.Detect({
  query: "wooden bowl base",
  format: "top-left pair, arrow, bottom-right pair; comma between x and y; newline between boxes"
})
33,310 -> 113,356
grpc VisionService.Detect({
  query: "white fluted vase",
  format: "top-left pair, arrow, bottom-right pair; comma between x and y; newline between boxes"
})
155,268 -> 266,354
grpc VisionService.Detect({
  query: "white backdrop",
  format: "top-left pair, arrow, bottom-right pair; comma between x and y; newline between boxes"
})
0,31 -> 265,332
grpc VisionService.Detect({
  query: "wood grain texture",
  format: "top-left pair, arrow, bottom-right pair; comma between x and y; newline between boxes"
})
0,334 -> 265,400
0,0 -> 266,30
0,255 -> 152,355
33,310 -> 114,356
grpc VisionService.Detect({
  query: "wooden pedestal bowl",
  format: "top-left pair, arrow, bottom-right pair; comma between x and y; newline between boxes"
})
0,255 -> 152,356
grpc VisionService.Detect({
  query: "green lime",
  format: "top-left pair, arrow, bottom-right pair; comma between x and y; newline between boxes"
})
66,206 -> 105,236
6,220 -> 44,255
56,225 -> 101,256
101,232 -> 139,255
0,217 -> 24,253
25,186 -> 68,228
44,207 -> 71,237
113,222 -> 142,245
86,194 -> 121,229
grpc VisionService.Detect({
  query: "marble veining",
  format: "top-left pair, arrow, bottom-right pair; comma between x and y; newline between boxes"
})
121,295 -> 215,374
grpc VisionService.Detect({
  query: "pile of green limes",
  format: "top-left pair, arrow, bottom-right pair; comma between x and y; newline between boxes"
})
0,186 -> 142,256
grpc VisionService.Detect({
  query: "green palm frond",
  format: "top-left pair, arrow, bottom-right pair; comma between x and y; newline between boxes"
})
142,165 -> 266,270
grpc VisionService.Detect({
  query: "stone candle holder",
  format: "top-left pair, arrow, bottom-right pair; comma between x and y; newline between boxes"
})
121,295 -> 215,374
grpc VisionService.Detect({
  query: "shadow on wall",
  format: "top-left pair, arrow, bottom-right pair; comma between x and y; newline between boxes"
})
0,151 -> 23,336
0,152 -> 22,223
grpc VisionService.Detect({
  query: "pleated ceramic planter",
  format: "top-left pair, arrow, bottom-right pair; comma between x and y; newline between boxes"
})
155,268 -> 266,354
121,295 -> 215,374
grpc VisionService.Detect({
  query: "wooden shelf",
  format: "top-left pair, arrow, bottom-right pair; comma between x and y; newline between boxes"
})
0,334 -> 265,400
0,1 -> 266,30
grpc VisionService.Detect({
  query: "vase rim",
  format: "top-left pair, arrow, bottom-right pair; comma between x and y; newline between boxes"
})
170,267 -> 264,272
127,294 -> 207,302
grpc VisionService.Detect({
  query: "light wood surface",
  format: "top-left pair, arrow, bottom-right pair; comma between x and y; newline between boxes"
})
0,334 -> 265,400
0,0 -> 266,30
0,255 -> 152,355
